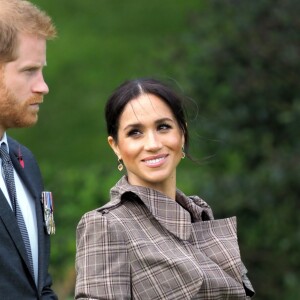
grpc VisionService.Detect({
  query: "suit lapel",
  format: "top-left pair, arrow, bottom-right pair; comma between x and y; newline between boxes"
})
0,190 -> 33,275
10,146 -> 38,200
7,139 -> 42,287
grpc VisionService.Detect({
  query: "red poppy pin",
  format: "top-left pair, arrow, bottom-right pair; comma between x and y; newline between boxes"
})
18,146 -> 24,168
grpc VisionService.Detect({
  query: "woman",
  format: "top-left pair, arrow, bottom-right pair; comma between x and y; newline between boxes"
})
75,78 -> 255,299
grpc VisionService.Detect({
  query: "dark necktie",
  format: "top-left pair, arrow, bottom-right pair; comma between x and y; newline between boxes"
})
0,142 -> 34,277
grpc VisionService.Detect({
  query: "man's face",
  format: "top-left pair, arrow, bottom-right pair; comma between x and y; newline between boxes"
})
0,32 -> 48,135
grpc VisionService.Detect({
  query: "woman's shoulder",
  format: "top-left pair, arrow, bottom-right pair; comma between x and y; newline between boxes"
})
78,191 -> 142,224
76,203 -> 130,246
77,198 -> 122,223
76,200 -> 127,234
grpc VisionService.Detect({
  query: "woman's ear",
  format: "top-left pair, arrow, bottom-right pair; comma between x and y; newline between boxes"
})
181,134 -> 185,149
108,136 -> 120,158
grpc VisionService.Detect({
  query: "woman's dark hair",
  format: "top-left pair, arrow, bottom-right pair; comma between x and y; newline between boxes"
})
105,78 -> 190,155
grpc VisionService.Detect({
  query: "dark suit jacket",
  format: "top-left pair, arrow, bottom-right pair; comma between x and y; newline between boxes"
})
0,136 -> 57,300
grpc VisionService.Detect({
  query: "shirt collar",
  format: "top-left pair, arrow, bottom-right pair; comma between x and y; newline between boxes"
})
0,132 -> 9,152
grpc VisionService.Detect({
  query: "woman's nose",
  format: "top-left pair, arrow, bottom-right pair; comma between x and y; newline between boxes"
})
144,132 -> 162,151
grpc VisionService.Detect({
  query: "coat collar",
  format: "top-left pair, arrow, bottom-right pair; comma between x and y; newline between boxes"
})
106,176 -> 213,240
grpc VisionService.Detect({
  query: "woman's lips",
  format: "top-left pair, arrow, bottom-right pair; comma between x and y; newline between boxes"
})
142,155 -> 168,167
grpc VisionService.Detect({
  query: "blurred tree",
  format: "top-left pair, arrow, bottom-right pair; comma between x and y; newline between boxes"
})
171,0 -> 300,299
8,0 -> 299,299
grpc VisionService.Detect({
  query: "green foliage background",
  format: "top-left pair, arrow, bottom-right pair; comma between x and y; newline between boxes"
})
9,0 -> 299,299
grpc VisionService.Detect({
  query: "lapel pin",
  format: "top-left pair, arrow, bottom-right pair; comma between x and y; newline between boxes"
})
18,146 -> 25,168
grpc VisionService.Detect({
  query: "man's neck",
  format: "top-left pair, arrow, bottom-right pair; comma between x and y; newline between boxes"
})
0,129 -> 4,139
0,129 -> 6,140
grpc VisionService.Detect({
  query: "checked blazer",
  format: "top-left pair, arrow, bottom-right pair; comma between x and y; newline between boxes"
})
75,176 -> 255,299
0,136 -> 57,300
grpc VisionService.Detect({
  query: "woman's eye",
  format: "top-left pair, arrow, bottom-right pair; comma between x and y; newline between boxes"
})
127,129 -> 141,137
158,123 -> 172,131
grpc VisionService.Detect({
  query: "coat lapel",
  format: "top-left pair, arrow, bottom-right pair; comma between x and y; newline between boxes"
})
142,189 -> 192,240
9,145 -> 38,200
7,139 -> 43,286
0,189 -> 32,276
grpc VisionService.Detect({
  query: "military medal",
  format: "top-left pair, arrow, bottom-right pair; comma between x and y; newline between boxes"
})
41,191 -> 55,235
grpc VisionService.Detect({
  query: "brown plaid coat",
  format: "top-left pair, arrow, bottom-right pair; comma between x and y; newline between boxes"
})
75,176 -> 254,299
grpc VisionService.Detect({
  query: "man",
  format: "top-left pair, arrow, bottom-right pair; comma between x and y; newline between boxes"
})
0,0 -> 57,298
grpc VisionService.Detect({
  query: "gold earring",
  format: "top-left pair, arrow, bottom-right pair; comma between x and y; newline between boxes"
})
181,146 -> 186,159
118,159 -> 124,171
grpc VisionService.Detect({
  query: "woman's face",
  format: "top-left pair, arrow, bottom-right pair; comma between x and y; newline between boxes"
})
108,93 -> 184,194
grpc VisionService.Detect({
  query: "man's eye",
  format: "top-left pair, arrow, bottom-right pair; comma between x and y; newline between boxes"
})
24,68 -> 36,74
